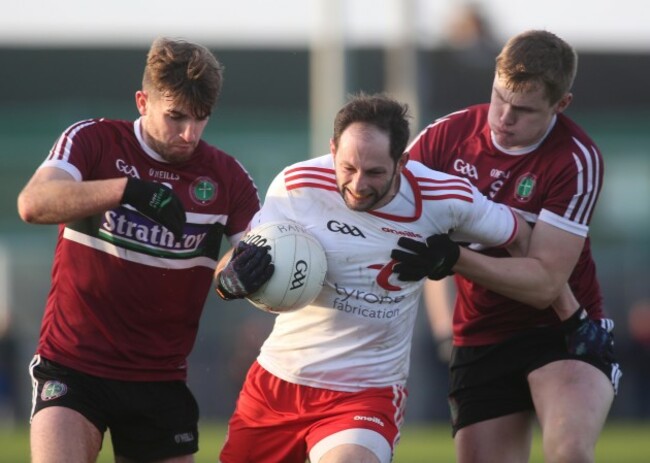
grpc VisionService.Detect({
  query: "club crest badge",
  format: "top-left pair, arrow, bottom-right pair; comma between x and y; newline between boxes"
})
514,173 -> 537,202
41,380 -> 68,401
190,177 -> 218,206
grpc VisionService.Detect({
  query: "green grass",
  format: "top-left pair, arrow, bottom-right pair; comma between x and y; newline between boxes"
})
2,421 -> 649,462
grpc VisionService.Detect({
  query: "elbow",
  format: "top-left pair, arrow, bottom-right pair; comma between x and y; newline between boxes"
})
528,283 -> 564,310
17,192 -> 41,224
528,297 -> 555,310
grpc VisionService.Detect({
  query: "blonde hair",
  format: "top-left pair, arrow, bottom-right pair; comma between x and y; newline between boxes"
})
495,30 -> 577,104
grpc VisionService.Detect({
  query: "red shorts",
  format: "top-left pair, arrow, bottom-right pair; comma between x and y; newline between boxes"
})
219,361 -> 407,463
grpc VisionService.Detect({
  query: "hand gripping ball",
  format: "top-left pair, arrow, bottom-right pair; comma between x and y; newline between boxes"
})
242,221 -> 327,313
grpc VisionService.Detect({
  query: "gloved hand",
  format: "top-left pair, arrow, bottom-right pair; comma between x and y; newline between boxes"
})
560,307 -> 615,362
121,178 -> 186,241
215,242 -> 275,300
390,234 -> 460,281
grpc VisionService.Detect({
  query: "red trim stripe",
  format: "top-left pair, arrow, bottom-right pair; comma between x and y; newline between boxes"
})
286,182 -> 338,192
501,208 -> 519,247
285,165 -> 334,175
417,176 -> 473,202
285,172 -> 335,184
47,119 -> 97,162
369,168 -> 423,222
284,166 -> 336,192
421,194 -> 473,202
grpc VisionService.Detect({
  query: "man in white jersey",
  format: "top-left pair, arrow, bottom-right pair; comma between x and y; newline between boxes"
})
213,93 -> 581,463
17,38 -> 272,463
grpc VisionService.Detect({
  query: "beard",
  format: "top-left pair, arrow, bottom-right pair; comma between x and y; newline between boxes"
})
338,168 -> 398,212
149,137 -> 196,164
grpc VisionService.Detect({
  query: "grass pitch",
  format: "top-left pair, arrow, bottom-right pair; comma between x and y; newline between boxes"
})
1,420 -> 648,462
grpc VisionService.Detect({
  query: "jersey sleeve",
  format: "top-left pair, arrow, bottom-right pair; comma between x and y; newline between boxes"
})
39,119 -> 104,181
248,169 -> 295,228
224,159 -> 262,242
407,119 -> 446,168
538,137 -> 603,236
450,184 -> 517,248
407,109 -> 470,169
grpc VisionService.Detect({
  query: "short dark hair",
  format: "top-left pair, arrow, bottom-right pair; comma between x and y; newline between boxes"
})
495,30 -> 577,104
332,93 -> 411,162
142,37 -> 224,119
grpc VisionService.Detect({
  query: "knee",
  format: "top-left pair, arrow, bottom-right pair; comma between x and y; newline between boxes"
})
543,437 -> 594,463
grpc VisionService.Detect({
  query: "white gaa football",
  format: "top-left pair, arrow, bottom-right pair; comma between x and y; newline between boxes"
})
243,221 -> 327,314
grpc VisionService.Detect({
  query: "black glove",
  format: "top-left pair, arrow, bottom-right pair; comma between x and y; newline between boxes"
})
390,234 -> 460,281
121,178 -> 186,241
560,307 -> 615,362
215,242 -> 275,300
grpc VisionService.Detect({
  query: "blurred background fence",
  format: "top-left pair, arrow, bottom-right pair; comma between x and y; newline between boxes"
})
0,0 -> 649,428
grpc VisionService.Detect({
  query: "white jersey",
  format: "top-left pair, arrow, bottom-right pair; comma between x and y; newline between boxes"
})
253,155 -> 517,392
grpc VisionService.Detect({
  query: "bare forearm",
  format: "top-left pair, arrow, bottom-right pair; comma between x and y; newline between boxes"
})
452,247 -> 559,309
452,213 -> 584,311
423,279 -> 454,340
506,230 -> 580,319
18,177 -> 127,224
550,285 -> 580,320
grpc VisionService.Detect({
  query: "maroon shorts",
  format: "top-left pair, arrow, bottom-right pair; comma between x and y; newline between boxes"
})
29,355 -> 199,460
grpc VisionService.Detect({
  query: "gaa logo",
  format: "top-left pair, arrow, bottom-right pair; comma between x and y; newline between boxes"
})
116,159 -> 140,178
327,220 -> 365,238
290,260 -> 308,289
453,159 -> 479,180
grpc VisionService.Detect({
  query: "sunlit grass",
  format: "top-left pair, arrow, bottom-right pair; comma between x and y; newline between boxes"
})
1,420 -> 649,462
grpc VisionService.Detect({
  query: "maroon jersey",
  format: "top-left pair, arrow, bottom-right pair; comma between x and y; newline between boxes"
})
37,118 -> 260,380
408,104 -> 604,345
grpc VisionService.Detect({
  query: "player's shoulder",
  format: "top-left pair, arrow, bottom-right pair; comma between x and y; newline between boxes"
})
428,104 -> 486,129
282,154 -> 336,192
406,160 -> 474,200
199,141 -> 236,162
195,142 -> 255,179
411,104 -> 487,154
555,114 -> 602,152
63,117 -> 130,136
284,154 -> 333,172
543,114 -> 603,169
406,159 -> 470,183
58,119 -> 135,153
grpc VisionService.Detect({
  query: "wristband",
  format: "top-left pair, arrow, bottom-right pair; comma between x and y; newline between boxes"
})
215,273 -> 241,300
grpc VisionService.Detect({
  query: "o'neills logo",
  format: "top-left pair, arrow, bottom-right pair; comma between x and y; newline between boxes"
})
149,168 -> 180,181
354,415 -> 385,427
381,227 -> 422,238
